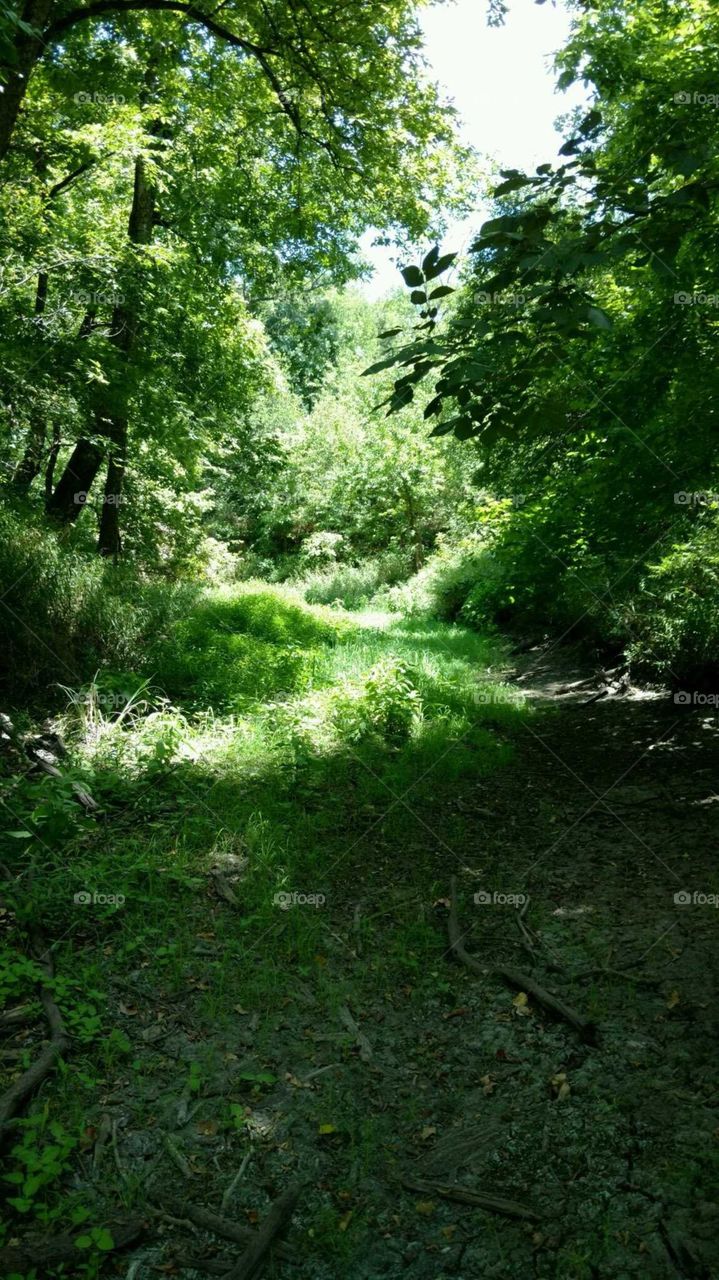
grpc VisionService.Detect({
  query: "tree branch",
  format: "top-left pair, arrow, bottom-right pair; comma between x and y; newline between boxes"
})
45,0 -> 276,57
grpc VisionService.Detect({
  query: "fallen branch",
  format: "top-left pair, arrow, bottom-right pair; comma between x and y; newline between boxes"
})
224,1183 -> 301,1280
151,1196 -> 295,1265
162,1131 -> 196,1178
0,944 -> 69,1141
0,1003 -> 37,1028
402,1177 -> 539,1222
447,877 -> 597,1044
221,1151 -> 253,1213
0,1220 -> 143,1273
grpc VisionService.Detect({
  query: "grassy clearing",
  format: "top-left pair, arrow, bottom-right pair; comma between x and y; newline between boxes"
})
0,584 -> 526,1270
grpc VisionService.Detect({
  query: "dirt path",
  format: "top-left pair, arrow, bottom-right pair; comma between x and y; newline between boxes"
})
116,644 -> 717,1278
5,633 -> 718,1280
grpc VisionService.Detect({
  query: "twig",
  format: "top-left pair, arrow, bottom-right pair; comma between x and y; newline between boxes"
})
112,1118 -> 129,1181
0,1003 -> 37,1028
93,1112 -> 112,1171
162,1132 -> 195,1177
152,1196 -> 295,1265
338,1005 -> 372,1062
224,1183 -> 301,1280
447,877 -> 598,1044
211,869 -> 240,906
0,945 -> 69,1141
221,1151 -> 252,1213
401,1177 -> 539,1222
301,1063 -> 340,1083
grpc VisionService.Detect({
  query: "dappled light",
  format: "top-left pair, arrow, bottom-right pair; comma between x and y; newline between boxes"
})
2,0 -> 719,1276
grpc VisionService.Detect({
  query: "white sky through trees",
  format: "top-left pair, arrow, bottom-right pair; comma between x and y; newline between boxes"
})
360,0 -> 589,296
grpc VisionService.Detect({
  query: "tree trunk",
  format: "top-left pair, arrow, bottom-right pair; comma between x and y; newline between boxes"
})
12,416 -> 47,490
47,155 -> 155,539
45,435 -> 106,520
97,419 -> 126,557
96,152 -> 154,555
12,269 -> 49,490
43,310 -> 102,522
0,0 -> 54,161
44,421 -> 61,499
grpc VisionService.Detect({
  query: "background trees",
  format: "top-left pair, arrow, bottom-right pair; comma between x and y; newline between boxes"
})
0,0 -> 470,555
377,0 -> 719,678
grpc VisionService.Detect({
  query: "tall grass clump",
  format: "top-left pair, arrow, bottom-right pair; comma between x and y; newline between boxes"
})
147,582 -> 353,711
0,501 -> 197,701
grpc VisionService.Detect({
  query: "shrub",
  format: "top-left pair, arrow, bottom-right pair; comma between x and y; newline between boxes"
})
625,518 -> 719,683
0,500 -> 197,701
327,658 -> 422,745
148,583 -> 350,710
299,552 -> 408,610
378,533 -> 489,621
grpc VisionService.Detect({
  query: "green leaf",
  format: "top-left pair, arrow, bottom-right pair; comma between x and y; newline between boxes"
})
424,252 -> 457,281
92,1228 -> 116,1251
428,286 -> 454,300
454,418 -> 476,440
361,355 -> 403,377
410,290 -> 427,305
493,174 -> 535,196
400,265 -> 424,288
422,245 -> 440,273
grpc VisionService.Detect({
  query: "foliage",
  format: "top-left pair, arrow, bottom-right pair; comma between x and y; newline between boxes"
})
0,498 -> 198,699
147,583 -> 351,711
375,0 -> 719,682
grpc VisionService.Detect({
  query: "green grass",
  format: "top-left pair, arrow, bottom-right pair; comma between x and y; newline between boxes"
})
0,585 -> 527,1268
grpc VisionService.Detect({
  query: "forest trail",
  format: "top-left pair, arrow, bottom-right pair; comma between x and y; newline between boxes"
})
2,601 -> 718,1280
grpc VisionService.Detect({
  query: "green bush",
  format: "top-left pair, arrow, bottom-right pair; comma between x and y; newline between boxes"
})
299,553 -> 408,610
148,582 -> 350,710
328,657 -> 422,745
626,519 -> 719,682
0,500 -> 197,701
377,533 -> 489,621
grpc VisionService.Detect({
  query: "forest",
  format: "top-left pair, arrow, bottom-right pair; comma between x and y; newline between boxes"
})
0,0 -> 718,1276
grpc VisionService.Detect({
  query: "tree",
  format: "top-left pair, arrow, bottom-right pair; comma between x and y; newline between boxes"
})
371,0 -> 719,645
1,1 -> 471,555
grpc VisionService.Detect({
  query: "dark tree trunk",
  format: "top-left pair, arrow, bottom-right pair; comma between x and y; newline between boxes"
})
96,152 -> 154,555
47,152 -> 154,542
45,435 -> 106,520
44,421 -> 61,499
12,269 -> 49,490
97,419 -> 126,557
0,0 -> 54,160
12,416 -> 47,490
